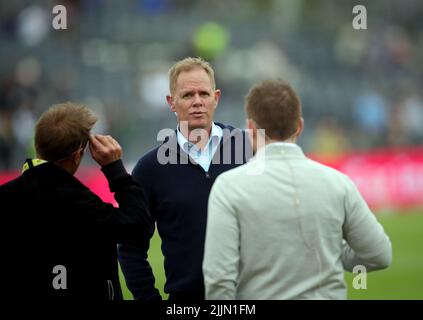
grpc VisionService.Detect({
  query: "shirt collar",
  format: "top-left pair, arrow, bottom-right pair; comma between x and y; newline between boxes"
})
177,122 -> 222,154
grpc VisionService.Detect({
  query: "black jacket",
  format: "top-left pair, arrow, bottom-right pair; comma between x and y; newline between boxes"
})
0,159 -> 153,300
118,123 -> 252,301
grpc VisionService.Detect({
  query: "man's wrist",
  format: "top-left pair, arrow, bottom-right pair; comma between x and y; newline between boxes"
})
101,159 -> 128,183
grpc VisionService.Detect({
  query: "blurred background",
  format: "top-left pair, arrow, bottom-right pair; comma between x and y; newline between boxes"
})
0,0 -> 422,299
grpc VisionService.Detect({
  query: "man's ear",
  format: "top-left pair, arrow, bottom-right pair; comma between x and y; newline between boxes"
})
246,118 -> 257,142
296,117 -> 304,138
214,89 -> 221,108
246,118 -> 259,154
166,95 -> 175,112
72,148 -> 84,166
246,118 -> 256,131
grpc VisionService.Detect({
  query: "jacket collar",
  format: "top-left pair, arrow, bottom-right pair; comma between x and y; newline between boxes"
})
21,159 -> 81,185
253,142 -> 306,161
22,158 -> 47,173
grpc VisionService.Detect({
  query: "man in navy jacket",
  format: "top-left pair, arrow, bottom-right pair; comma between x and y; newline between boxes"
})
118,57 -> 252,301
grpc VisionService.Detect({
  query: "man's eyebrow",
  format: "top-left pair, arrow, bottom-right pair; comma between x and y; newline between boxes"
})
180,88 -> 211,96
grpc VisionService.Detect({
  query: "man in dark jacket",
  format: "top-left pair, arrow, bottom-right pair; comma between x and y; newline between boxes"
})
0,102 -> 153,300
118,57 -> 252,301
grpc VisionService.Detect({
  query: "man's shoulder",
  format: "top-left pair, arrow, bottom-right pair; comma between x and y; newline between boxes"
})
307,158 -> 349,178
304,158 -> 355,191
216,154 -> 352,184
0,175 -> 23,193
138,146 -> 161,162
213,161 -> 250,186
132,145 -> 164,177
217,123 -> 252,160
215,122 -> 237,131
0,174 -> 37,205
217,122 -> 246,137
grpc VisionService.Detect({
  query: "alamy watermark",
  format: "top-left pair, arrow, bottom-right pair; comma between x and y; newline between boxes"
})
51,4 -> 367,32
352,5 -> 367,30
52,5 -> 67,30
352,265 -> 367,290
52,264 -> 67,290
155,121 -> 266,175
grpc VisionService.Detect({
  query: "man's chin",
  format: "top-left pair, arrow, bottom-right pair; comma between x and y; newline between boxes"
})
187,120 -> 210,131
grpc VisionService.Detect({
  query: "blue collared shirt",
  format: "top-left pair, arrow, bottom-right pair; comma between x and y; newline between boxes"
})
177,122 -> 223,172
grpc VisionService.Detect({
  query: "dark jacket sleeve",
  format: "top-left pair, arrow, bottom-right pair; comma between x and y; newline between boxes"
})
79,159 -> 154,244
117,156 -> 162,301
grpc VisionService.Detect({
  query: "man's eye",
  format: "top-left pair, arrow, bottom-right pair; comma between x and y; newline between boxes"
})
183,93 -> 192,98
200,92 -> 210,97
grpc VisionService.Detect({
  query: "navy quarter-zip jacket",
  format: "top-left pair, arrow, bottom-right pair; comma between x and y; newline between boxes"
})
118,123 -> 252,300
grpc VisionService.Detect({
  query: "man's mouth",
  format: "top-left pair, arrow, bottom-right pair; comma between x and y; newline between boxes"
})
190,112 -> 205,117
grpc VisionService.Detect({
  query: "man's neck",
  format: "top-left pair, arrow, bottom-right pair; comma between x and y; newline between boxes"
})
254,137 -> 297,154
54,159 -> 78,175
265,137 -> 296,145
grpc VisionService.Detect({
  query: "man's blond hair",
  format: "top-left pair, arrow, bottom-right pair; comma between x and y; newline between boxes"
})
35,102 -> 98,162
168,57 -> 216,94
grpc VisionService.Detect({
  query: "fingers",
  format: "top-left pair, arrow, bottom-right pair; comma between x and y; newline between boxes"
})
90,135 -> 120,151
89,134 -> 122,167
104,135 -> 121,151
91,135 -> 110,148
109,136 -> 121,151
89,135 -> 106,152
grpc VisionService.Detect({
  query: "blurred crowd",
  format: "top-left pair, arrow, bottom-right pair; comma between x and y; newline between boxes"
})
1,0 -> 422,169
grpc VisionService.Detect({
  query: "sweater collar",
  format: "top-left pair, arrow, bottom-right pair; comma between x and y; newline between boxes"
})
253,142 -> 306,161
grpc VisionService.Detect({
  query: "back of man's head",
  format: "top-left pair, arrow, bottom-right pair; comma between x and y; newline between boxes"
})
35,102 -> 98,162
245,79 -> 302,141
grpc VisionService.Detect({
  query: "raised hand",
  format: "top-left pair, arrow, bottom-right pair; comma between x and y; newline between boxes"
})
89,134 -> 123,167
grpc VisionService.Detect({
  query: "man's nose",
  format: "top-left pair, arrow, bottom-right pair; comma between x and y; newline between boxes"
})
192,94 -> 203,106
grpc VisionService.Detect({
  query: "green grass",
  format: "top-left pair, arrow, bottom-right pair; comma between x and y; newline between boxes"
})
345,211 -> 423,299
120,211 -> 423,300
119,230 -> 168,300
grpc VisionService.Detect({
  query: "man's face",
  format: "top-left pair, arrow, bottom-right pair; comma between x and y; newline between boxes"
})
167,68 -> 221,134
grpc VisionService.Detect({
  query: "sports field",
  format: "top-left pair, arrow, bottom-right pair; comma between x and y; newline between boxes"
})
119,211 -> 423,300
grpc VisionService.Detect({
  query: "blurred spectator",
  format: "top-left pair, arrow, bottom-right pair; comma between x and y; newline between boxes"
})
0,110 -> 14,169
311,118 -> 349,161
334,24 -> 367,67
353,87 -> 389,147
249,40 -> 299,82
384,27 -> 413,67
387,100 -> 408,146
136,0 -> 170,15
17,5 -> 49,47
0,0 -> 422,170
398,91 -> 423,143
11,103 -> 35,154
138,65 -> 169,112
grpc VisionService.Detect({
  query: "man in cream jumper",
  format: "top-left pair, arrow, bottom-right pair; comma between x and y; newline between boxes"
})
203,80 -> 392,300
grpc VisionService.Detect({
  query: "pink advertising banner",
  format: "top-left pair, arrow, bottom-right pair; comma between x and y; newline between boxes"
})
1,147 -> 423,211
310,147 -> 423,210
